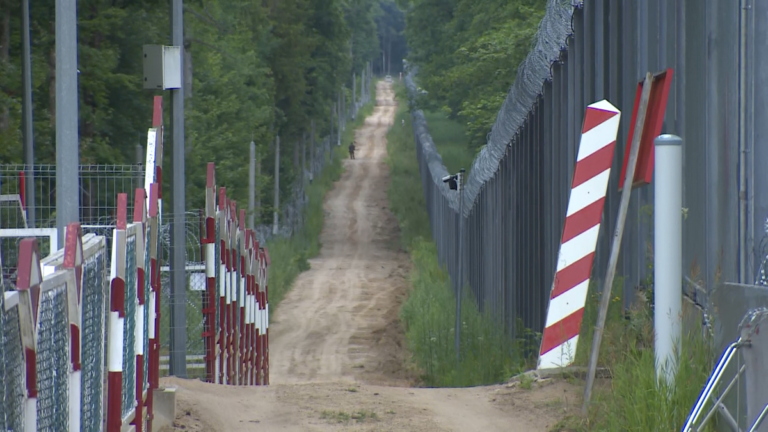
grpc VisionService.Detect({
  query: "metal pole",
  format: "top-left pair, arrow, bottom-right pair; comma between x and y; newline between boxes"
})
454,169 -> 465,365
136,144 -> 144,165
169,0 -> 187,378
249,141 -> 256,230
653,134 -> 683,385
273,135 -> 280,235
311,119 -> 316,180
55,0 -> 79,245
352,73 -> 357,120
21,0 -> 35,228
583,72 -> 654,413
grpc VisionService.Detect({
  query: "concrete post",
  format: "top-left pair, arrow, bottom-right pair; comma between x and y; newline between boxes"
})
654,134 -> 683,385
741,309 -> 768,432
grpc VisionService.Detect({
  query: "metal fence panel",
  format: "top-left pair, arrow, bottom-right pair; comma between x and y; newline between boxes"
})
405,3 -> 766,417
36,285 -> 70,432
2,302 -> 25,431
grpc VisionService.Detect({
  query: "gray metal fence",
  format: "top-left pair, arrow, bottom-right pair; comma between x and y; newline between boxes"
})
405,0 -> 768,359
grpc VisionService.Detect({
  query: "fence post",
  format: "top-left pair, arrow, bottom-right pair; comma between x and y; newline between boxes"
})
653,134 -> 683,385
352,73 -> 357,120
249,142 -> 256,230
455,169 -> 465,365
107,194 -> 128,432
132,189 -> 148,432
583,72 -> 654,413
273,135 -> 280,235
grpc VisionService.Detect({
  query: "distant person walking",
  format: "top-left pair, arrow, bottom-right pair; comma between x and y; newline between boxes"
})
348,141 -> 356,160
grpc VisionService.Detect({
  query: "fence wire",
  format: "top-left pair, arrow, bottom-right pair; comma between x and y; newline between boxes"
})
81,248 -> 108,432
36,285 -> 70,432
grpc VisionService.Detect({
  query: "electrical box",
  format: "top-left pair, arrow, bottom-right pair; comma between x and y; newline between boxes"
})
143,45 -> 182,90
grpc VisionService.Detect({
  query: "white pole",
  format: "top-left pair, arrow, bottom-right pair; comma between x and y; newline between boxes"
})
654,134 -> 683,385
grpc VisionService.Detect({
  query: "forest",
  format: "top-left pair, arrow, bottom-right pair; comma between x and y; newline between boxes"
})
396,0 -> 545,148
0,0 -> 406,218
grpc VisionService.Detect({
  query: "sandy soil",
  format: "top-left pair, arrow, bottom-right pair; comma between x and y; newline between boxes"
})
160,82 -> 582,432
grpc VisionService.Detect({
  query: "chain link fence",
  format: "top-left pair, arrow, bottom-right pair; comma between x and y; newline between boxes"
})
36,285 -> 70,432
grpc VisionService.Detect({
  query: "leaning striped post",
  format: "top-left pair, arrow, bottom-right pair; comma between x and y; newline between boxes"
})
132,189 -> 148,432
538,100 -> 621,370
217,187 -> 228,384
246,231 -> 256,385
254,247 -> 263,385
107,194 -> 129,432
16,238 -> 43,432
63,223 -> 85,432
203,163 -> 218,383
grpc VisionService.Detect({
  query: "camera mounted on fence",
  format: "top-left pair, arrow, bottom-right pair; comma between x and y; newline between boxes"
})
442,168 -> 465,191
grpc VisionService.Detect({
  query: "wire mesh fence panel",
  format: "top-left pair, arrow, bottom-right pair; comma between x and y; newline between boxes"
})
0,164 -> 144,229
81,242 -> 109,432
36,285 -> 70,432
1,234 -> 53,286
122,232 -> 137,418
3,303 -> 26,431
0,289 -> 4,429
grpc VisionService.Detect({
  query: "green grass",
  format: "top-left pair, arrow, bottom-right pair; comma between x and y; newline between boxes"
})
559,278 -> 716,431
420,111 -> 476,175
388,83 -> 519,387
266,88 -> 376,312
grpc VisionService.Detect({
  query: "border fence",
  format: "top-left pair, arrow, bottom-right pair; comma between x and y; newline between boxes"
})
0,59 -> 371,430
405,0 -> 768,426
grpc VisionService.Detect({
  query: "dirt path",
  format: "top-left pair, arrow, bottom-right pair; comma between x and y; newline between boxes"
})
161,82 -> 581,432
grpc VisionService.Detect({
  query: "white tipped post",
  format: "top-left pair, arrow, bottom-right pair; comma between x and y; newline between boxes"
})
654,134 -> 683,385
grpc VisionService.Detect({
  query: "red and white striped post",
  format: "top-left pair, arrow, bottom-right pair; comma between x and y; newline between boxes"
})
132,189 -> 148,432
107,194 -> 129,431
262,248 -> 271,385
229,201 -> 239,385
63,222 -> 85,432
218,187 -> 228,385
238,210 -> 247,385
203,163 -> 218,383
145,96 -> 164,432
16,238 -> 42,432
255,248 -> 263,385
147,184 -> 160,394
245,231 -> 256,385
538,100 -> 621,370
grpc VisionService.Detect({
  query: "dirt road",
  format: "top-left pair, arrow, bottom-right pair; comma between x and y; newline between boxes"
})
161,82 -> 581,432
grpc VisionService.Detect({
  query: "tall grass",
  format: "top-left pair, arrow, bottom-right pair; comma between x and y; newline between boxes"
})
388,84 -> 519,387
558,278 -> 716,431
266,89 -> 376,311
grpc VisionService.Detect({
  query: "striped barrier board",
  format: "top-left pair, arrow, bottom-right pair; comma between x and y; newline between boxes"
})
538,100 -> 621,370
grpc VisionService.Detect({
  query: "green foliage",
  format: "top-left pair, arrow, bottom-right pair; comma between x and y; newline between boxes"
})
0,0 -> 393,225
400,0 -> 545,147
387,83 -> 518,387
564,279 -> 716,431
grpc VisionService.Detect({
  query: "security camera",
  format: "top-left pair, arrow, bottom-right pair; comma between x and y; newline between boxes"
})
442,174 -> 458,191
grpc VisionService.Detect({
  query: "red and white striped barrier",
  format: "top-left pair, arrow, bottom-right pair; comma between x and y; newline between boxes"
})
200,162 -> 271,387
107,194 -> 128,431
14,238 -> 43,432
538,100 -> 621,370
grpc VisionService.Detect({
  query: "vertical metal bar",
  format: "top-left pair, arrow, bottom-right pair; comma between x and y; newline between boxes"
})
55,0 -> 79,245
21,0 -> 35,228
273,136 -> 280,234
169,0 -> 188,378
249,141 -> 256,230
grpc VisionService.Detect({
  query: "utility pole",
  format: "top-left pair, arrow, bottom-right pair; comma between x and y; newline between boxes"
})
21,0 -> 35,228
55,0 -> 79,246
169,0 -> 188,378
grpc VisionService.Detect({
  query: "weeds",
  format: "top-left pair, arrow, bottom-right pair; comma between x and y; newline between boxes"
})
388,83 -> 518,387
